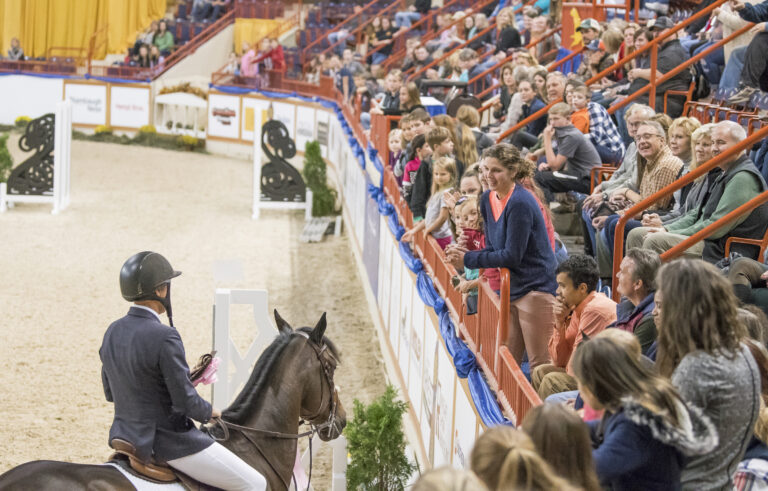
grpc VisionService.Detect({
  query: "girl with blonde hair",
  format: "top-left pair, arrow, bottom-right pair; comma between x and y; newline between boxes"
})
497,7 -> 522,52
412,467 -> 487,491
573,329 -> 718,490
403,156 -> 458,249
470,426 -> 577,491
456,105 -> 494,156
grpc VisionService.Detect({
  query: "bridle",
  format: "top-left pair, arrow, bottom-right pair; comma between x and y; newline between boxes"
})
206,331 -> 340,491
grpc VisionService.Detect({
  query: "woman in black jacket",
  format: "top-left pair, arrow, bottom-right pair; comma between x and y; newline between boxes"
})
497,7 -> 522,53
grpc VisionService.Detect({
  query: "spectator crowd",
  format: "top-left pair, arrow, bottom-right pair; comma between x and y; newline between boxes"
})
291,0 -> 768,489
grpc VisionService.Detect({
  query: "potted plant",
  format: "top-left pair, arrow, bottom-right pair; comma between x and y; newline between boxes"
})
345,385 -> 417,490
302,140 -> 338,217
0,133 -> 13,182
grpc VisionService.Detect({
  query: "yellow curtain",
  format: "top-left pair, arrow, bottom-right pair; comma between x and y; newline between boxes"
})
234,18 -> 289,54
0,0 -> 166,59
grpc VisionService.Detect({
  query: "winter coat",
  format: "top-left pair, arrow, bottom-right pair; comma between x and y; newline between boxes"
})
590,397 -> 718,491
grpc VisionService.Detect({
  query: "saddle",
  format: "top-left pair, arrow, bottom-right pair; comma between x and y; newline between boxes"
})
109,439 -> 219,490
110,438 -> 177,482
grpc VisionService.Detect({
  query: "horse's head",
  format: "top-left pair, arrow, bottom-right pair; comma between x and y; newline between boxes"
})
275,310 -> 347,441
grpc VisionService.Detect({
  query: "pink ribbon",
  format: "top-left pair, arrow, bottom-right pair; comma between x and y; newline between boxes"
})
192,356 -> 221,387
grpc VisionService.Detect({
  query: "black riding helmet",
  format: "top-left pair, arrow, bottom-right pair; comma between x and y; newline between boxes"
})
120,251 -> 181,326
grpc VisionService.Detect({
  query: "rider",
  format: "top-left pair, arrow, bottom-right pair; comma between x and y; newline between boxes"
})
100,251 -> 267,491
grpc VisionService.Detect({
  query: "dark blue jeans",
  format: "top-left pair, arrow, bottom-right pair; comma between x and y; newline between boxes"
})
602,214 -> 644,262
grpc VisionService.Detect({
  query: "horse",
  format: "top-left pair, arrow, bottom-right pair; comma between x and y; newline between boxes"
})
0,311 -> 346,490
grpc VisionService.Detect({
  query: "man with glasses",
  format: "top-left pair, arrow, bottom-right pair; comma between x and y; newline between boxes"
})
639,121 -> 768,262
580,104 -> 655,256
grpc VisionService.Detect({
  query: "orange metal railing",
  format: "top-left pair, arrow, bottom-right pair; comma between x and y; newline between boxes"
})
300,0 -> 387,63
384,0 -> 499,71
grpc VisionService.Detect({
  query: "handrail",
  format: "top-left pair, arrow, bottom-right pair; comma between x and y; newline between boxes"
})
606,22 -> 753,114
383,0 -> 500,69
316,0 -> 405,61
408,21 -> 498,79
365,0 -> 466,63
467,25 -> 563,95
496,0 -> 735,142
301,0 -> 385,59
610,124 -> 768,300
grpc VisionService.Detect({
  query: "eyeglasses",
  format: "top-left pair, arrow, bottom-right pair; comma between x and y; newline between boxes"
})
635,133 -> 662,142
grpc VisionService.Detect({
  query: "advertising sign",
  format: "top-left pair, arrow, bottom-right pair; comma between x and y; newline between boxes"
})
433,345 -> 456,467
65,83 -> 107,126
241,97 -> 270,141
272,102 -> 296,139
453,386 -> 477,469
208,93 -> 240,139
110,86 -> 150,128
363,186 -> 380,297
295,106 -> 316,152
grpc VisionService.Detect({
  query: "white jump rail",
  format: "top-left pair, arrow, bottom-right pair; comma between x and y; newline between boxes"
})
212,288 -> 346,491
0,100 -> 72,214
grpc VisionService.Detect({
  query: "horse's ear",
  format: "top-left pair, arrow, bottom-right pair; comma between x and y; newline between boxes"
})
274,309 -> 292,335
310,312 -> 327,344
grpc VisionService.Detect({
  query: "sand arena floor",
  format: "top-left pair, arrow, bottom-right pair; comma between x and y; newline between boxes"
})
0,138 -> 387,487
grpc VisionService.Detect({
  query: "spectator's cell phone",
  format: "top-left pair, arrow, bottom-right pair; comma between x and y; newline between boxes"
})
451,275 -> 461,288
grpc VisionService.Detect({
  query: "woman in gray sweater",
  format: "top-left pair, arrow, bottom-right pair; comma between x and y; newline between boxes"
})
655,259 -> 761,490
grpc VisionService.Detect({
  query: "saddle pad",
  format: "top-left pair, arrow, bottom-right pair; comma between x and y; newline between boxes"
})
106,462 -> 186,491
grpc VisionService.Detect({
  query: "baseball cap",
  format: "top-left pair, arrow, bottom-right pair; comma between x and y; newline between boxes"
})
585,39 -> 606,51
649,16 -> 673,30
576,18 -> 601,32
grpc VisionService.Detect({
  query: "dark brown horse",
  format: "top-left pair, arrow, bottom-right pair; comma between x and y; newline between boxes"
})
0,311 -> 346,490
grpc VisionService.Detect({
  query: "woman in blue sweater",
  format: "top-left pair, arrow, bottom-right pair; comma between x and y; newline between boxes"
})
573,330 -> 718,491
448,143 -> 557,368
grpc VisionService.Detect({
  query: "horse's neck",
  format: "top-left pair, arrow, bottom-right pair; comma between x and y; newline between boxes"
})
234,344 -> 305,482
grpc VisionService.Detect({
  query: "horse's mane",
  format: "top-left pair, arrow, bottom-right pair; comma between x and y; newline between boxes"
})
222,326 -> 340,424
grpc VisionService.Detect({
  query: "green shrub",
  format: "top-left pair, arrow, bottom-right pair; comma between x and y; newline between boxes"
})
0,133 -> 13,182
94,125 -> 113,135
14,116 -> 30,128
138,125 -> 157,134
345,385 -> 417,490
302,140 -> 338,216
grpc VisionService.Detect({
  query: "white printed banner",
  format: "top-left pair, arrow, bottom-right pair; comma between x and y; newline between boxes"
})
295,106 -> 316,152
434,345 -> 456,467
240,97 -> 271,142
65,83 -> 107,126
272,102 -> 296,139
110,86 -> 150,129
453,384 -> 477,469
208,93 -> 240,139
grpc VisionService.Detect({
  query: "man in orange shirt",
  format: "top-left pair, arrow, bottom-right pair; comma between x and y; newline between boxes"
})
531,254 -> 617,399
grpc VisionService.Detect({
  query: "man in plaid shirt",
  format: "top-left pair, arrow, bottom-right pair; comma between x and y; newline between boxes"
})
588,101 -> 625,165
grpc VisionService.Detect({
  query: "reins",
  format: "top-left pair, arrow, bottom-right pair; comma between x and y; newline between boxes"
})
206,331 -> 340,491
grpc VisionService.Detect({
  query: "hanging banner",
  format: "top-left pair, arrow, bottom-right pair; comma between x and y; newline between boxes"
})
422,318 -> 438,456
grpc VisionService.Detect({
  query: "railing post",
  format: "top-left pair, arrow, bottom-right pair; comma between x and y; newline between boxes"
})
648,43 -> 658,112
